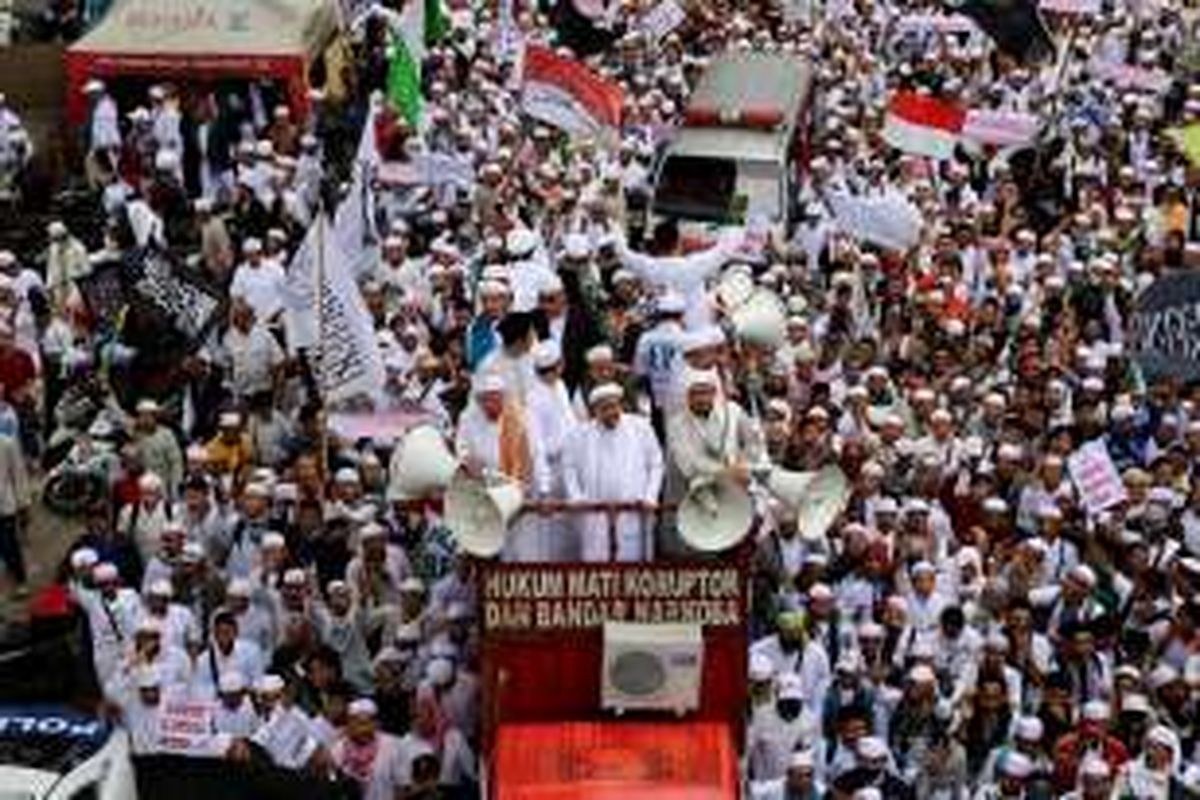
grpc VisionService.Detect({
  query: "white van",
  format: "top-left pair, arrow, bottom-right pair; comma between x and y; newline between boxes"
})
651,53 -> 814,244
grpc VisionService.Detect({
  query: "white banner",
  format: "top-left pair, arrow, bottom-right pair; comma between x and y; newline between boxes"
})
156,697 -> 225,757
827,190 -> 924,252
1068,440 -> 1127,515
283,214 -> 385,403
962,109 -> 1041,147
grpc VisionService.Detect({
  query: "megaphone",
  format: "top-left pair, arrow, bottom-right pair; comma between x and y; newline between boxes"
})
444,472 -> 525,558
677,476 -> 754,552
761,465 -> 850,541
730,289 -> 787,348
388,425 -> 459,501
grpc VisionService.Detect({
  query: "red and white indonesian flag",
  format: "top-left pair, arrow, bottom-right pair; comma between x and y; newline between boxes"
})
522,45 -> 623,137
883,92 -> 967,161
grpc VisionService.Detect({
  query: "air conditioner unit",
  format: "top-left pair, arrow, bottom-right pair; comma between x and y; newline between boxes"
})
601,622 -> 703,715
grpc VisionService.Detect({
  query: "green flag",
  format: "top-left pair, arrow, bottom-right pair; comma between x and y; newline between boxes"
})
425,0 -> 449,45
387,38 -> 422,127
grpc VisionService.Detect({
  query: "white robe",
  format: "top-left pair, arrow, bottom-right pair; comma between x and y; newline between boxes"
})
331,733 -> 407,800
75,586 -> 140,688
213,697 -> 260,738
562,414 -> 664,562
188,639 -> 266,700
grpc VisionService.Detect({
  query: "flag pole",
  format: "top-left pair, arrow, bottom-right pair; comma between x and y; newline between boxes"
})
316,206 -> 330,482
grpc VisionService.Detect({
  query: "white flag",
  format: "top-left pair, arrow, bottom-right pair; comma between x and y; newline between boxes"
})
336,100 -> 382,279
283,214 -> 384,403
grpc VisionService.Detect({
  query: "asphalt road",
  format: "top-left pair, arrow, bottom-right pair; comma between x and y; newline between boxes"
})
1,484 -> 83,622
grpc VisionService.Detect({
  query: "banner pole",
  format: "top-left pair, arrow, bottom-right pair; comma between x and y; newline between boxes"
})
316,209 -> 330,481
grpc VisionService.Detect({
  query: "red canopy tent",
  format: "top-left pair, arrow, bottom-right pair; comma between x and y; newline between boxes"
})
63,0 -> 337,124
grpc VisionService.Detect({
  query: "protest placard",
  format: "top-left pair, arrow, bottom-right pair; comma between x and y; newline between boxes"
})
1067,440 -> 1127,514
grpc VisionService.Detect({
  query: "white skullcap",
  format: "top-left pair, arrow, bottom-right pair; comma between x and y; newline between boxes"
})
1015,716 -> 1043,741
1082,700 -> 1110,722
426,657 -> 455,686
1080,756 -> 1111,780
909,664 -> 936,684
533,340 -> 562,369
856,736 -> 888,761
227,577 -> 252,597
684,326 -> 726,353
475,374 -> 506,394
218,671 -> 247,694
588,383 -> 624,407
93,563 -> 119,582
789,749 -> 815,770
282,568 -> 307,587
585,344 -> 614,364
255,674 -> 285,694
749,652 -> 775,681
1000,751 -> 1033,779
563,234 -> 592,259
262,531 -> 286,549
138,472 -> 164,492
394,622 -> 422,643
506,228 -> 538,257
685,369 -> 720,391
148,579 -> 173,598
71,548 -> 99,570
347,698 -> 378,718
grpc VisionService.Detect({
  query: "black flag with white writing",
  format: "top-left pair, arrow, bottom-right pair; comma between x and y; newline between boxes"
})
950,0 -> 1054,65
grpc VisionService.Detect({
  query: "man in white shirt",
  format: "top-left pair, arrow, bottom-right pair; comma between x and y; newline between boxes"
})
189,610 -> 266,700
222,298 -> 285,402
229,238 -> 286,324
76,562 -> 140,689
561,383 -> 663,562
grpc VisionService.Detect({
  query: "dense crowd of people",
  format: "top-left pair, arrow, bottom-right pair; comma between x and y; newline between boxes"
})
1,0 -> 1200,797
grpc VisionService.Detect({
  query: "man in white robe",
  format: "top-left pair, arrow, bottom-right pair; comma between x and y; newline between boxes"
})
75,562 -> 140,689
616,229 -> 742,329
189,610 -> 266,700
562,383 -> 664,562
667,368 -> 765,489
527,340 -> 578,560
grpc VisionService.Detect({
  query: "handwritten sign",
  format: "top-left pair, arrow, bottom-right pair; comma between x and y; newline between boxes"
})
156,697 -> 218,756
640,0 -> 686,40
1039,0 -> 1100,14
482,564 -> 744,633
1068,440 -> 1127,515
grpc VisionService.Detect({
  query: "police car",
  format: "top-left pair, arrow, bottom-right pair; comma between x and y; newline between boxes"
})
0,707 -> 136,800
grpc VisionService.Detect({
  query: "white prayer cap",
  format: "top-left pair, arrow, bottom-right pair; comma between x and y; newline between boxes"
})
83,79 -> 106,94
135,615 -> 164,636
563,234 -> 592,259
983,496 -> 1008,514
218,671 -> 247,694
1069,564 -> 1097,589
261,531 -> 286,549
475,374 -> 506,395
684,326 -> 726,352
227,577 -> 252,597
47,220 -> 68,238
135,398 -> 161,414
808,582 -> 833,601
1015,716 -> 1043,741
749,652 -> 775,682
685,369 -> 720,391
997,443 -> 1022,461
856,736 -> 888,761
789,749 -> 815,770
585,344 -> 614,364
776,673 -> 805,701
853,790 -> 882,800
398,575 -> 425,594
588,383 -> 624,407
506,228 -> 538,257
282,568 -> 307,587
255,674 -> 286,695
274,482 -> 298,502
1082,700 -> 1110,722
426,657 -> 455,686
1148,664 -> 1180,691
242,237 -> 263,254
1000,751 -> 1033,779
138,472 -> 164,492
218,411 -> 242,427
533,340 -> 562,369
148,579 -> 173,598
244,482 -> 271,499
347,698 -> 378,718
93,562 -> 119,583
182,542 -> 205,563
1123,693 -> 1152,714
910,560 -> 935,576
394,622 -> 422,643
1080,756 -> 1111,780
537,274 -> 565,296
909,664 -> 936,685
479,279 -> 509,298
930,408 -> 953,424
334,467 -> 360,484
71,548 -> 99,570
